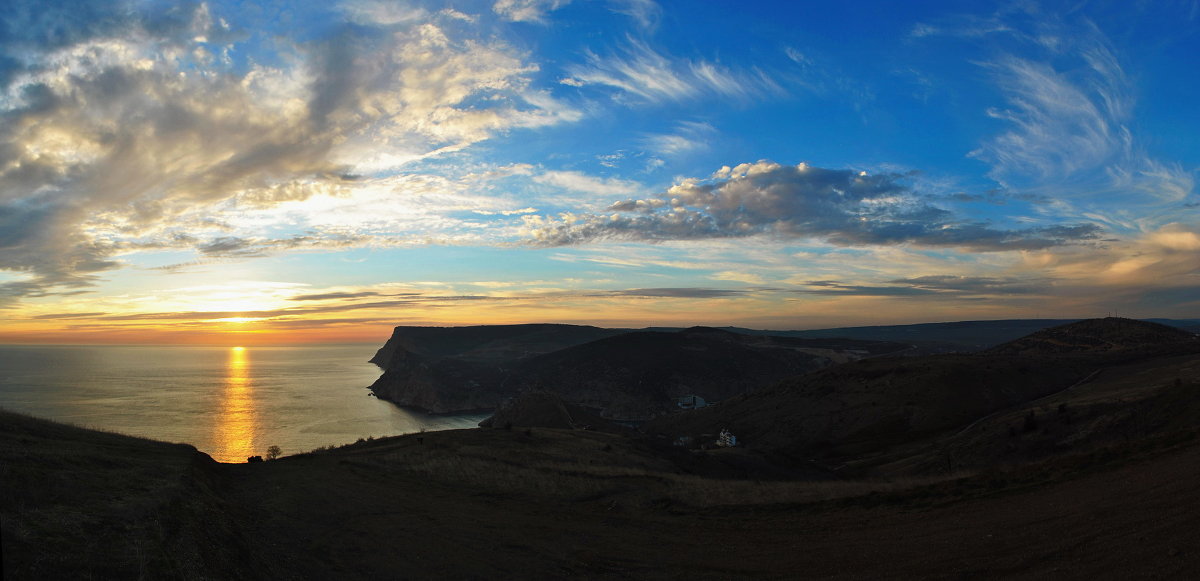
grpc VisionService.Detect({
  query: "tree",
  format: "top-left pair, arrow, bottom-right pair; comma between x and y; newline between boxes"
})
266,445 -> 282,461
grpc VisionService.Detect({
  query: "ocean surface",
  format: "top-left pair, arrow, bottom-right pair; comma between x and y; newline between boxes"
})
0,344 -> 488,462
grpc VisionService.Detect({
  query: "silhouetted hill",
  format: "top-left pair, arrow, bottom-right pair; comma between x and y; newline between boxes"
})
507,327 -> 903,420
648,318 -> 1200,468
985,317 -> 1197,356
729,317 -> 1200,353
646,353 -> 1092,461
368,324 -> 906,414
368,324 -> 629,412
727,319 -> 1081,352
0,410 -> 260,579
9,404 -> 1200,578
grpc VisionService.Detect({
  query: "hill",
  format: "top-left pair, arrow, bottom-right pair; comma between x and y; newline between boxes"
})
730,317 -> 1200,353
6,406 -> 1200,579
369,324 -> 905,415
367,324 -> 628,412
647,318 -> 1200,471
506,327 -> 904,420
985,317 -> 1197,355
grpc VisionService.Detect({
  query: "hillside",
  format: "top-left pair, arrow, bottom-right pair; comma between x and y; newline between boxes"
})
648,318 -> 1200,471
369,324 -> 905,415
6,407 -> 1200,579
0,410 -> 262,579
733,317 -> 1200,353
506,327 -> 903,420
986,317 -> 1197,355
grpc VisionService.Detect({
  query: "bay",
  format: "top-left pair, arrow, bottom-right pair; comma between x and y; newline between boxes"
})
0,344 -> 487,462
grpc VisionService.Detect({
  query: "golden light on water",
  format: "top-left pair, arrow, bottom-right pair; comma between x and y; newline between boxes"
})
213,346 -> 258,462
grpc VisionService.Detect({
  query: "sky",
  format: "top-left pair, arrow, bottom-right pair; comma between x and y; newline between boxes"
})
1,0 -> 1198,344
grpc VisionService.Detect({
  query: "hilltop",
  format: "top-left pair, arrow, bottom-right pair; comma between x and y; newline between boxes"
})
986,317 -> 1196,355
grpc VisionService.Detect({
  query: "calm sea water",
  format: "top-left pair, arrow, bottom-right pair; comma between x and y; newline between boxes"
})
0,344 -> 488,462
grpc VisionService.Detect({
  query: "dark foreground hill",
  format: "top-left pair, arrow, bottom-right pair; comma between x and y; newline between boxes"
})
5,407 -> 1200,579
369,324 -> 905,415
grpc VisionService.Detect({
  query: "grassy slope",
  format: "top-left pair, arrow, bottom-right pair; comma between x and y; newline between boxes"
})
5,409 -> 1200,579
0,410 -> 269,580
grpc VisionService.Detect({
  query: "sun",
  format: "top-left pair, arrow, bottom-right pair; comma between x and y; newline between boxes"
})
215,317 -> 263,324
231,346 -> 246,352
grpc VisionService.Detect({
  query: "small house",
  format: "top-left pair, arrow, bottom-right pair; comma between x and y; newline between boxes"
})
716,428 -> 737,447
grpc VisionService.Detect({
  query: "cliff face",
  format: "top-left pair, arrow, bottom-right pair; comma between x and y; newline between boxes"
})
369,324 -> 907,416
368,324 -> 627,413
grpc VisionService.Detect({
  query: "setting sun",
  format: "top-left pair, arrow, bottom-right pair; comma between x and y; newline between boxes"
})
216,317 -> 264,325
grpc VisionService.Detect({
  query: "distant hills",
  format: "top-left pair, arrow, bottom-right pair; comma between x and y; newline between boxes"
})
646,317 -> 1200,473
729,317 -> 1200,353
368,317 -> 1199,418
368,324 -> 906,416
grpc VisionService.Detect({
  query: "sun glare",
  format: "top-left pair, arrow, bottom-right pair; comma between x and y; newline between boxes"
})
216,317 -> 263,324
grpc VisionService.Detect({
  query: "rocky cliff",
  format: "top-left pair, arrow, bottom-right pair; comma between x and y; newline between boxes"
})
367,324 -> 628,412
368,324 -> 906,416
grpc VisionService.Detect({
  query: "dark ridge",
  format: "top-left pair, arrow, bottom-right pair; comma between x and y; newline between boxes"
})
368,324 -> 906,415
647,318 -> 1200,470
505,329 -> 906,420
986,317 -> 1196,356
368,323 -> 627,366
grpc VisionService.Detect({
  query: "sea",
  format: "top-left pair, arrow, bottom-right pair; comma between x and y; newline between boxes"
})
0,344 -> 488,463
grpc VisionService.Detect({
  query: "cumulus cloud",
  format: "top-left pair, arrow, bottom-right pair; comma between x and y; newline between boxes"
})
0,0 -> 577,303
522,161 -> 1104,251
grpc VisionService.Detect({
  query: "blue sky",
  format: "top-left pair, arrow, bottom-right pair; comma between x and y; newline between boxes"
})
1,0 -> 1198,343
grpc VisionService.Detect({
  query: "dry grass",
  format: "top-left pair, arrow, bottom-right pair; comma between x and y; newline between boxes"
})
327,427 -> 978,509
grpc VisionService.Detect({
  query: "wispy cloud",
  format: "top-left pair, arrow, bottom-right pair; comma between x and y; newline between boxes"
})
565,37 -> 783,103
609,0 -> 661,31
921,10 -> 1197,213
642,121 -> 716,157
492,0 -> 571,23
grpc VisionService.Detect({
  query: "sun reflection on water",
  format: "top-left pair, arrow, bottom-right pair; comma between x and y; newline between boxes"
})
214,346 -> 257,462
